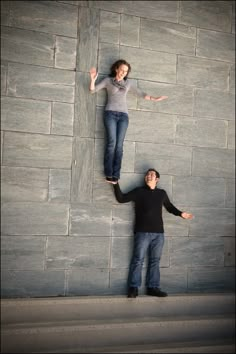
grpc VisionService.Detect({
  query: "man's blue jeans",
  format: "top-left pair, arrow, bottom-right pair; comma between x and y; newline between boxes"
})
128,232 -> 165,288
103,110 -> 129,179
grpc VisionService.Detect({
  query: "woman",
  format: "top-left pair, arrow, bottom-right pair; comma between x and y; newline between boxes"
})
89,59 -> 168,184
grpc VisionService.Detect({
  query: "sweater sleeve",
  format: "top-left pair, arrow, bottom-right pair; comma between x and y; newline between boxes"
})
163,191 -> 182,216
113,183 -> 137,203
90,77 -> 108,94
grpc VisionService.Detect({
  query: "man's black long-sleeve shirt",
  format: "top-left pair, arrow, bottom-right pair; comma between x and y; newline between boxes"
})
113,183 -> 182,233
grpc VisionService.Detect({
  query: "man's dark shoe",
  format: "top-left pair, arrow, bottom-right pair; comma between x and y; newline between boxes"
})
146,287 -> 168,297
127,287 -> 138,298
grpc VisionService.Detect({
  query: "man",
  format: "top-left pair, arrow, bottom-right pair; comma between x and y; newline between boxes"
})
113,168 -> 193,298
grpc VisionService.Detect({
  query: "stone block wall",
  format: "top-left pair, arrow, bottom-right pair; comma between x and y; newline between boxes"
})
1,0 -> 235,297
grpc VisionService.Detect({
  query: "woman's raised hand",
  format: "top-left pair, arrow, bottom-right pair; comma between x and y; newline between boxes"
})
90,67 -> 98,81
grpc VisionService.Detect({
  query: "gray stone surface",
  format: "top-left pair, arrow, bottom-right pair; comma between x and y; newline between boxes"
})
55,36 -> 77,70
67,268 -> 109,295
1,270 -> 65,297
1,26 -> 54,67
49,169 -> 71,202
179,1 -> 232,32
51,102 -> 74,136
1,1 -> 10,26
140,19 -> 196,55
225,179 -> 235,208
98,43 -> 120,75
112,204 -> 135,237
92,170 -> 115,203
173,176 -> 226,207
228,121 -> 235,149
127,110 -> 176,144
71,138 -> 94,202
46,236 -> 110,269
3,132 -> 72,169
74,72 -> 96,137
1,202 -> 69,236
175,117 -> 227,148
120,14 -> 140,47
99,11 -> 120,44
8,63 -> 75,103
135,142 -> 192,176
170,237 -> 224,267
1,236 -> 46,270
161,267 -> 188,293
188,267 -> 235,292
189,207 -> 235,237
162,211 -> 189,237
9,0 -> 78,37
1,166 -> 48,202
177,56 -> 230,90
1,61 -> 7,96
196,29 -> 235,63
194,89 -> 235,120
69,204 -> 112,236
229,64 -> 235,93
224,237 -> 235,267
77,7 -> 99,71
1,97 -> 51,134
120,46 -> 176,83
192,147 -> 235,178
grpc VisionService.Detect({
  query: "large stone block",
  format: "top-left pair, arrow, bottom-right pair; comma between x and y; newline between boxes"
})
173,176 -> 225,207
92,170 -> 115,203
179,1 -> 232,32
194,89 -> 235,120
77,7 -> 99,71
175,117 -> 227,148
189,207 -> 235,237
161,267 -> 188,293
1,202 -> 69,235
1,236 -> 46,270
90,1 -> 178,23
170,237 -> 224,267
98,43 -> 120,74
120,46 -> 176,83
120,14 -> 140,47
1,26 -> 54,67
9,0 -> 78,37
225,179 -> 235,208
71,138 -> 94,202
51,102 -> 74,136
1,270 -> 65,297
112,204 -> 135,237
46,236 -> 110,269
196,29 -> 235,63
192,147 -> 235,178
224,237 -> 235,267
1,166 -> 48,202
177,56 -> 230,90
135,142 -> 192,176
8,63 -> 75,103
74,72 -> 96,137
137,81 -> 193,116
229,64 -> 235,92
1,1 -> 10,26
126,110 -> 176,144
163,211 -> 190,237
49,169 -> 71,202
1,97 -> 51,134
140,19 -> 196,55
67,268 -> 109,295
99,11 -> 120,44
228,121 -> 235,149
55,36 -> 77,70
69,204 -> 112,236
1,61 -> 7,96
3,132 -> 72,169
188,267 -> 235,292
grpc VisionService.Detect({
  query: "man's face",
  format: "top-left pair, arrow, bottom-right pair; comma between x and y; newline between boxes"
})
144,170 -> 159,185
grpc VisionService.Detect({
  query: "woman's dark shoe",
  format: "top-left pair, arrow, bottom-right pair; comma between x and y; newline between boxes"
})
146,287 -> 168,297
105,177 -> 115,184
127,287 -> 138,298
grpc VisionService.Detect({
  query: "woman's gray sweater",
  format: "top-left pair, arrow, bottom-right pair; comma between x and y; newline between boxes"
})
91,77 -> 147,114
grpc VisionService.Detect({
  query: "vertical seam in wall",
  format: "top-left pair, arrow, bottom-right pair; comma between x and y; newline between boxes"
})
177,0 -> 181,24
65,269 -> 68,296
44,236 -> 48,271
138,17 -> 141,48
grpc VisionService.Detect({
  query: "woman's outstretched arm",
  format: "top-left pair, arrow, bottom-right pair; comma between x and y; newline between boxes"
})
144,95 -> 168,102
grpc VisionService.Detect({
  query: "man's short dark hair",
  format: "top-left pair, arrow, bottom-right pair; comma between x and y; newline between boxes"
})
145,168 -> 160,178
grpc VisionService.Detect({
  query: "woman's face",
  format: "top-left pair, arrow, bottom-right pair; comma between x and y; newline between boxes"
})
115,64 -> 129,81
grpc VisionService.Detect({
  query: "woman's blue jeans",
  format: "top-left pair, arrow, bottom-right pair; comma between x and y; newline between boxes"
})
103,110 -> 129,179
128,232 -> 165,288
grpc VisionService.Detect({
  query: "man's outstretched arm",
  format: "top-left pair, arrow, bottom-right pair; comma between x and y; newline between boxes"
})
113,183 -> 136,203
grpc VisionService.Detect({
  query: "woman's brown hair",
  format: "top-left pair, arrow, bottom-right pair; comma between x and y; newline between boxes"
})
109,59 -> 131,80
